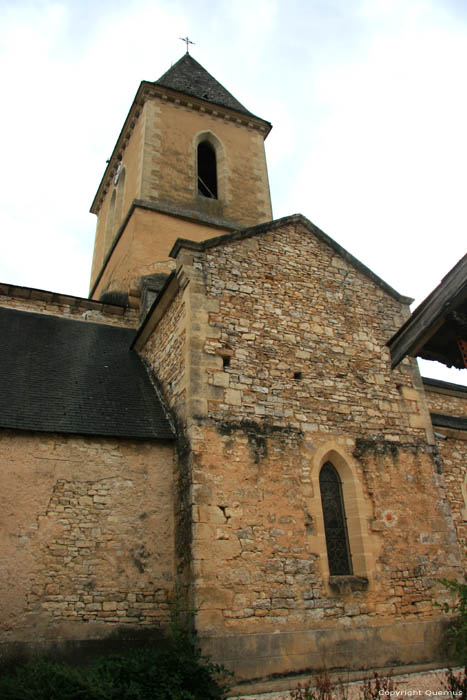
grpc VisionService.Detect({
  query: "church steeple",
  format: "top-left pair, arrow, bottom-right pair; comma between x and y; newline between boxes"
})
89,55 -> 272,303
155,53 -> 254,117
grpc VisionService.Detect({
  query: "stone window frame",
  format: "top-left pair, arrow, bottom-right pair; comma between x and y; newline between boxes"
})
311,444 -> 374,590
461,470 -> 467,521
193,130 -> 226,203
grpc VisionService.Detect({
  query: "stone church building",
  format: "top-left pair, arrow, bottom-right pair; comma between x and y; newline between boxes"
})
0,53 -> 466,690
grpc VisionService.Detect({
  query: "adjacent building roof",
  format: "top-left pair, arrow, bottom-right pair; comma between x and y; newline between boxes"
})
0,308 -> 174,439
155,53 -> 254,117
387,253 -> 467,369
431,413 -> 467,431
422,376 -> 467,395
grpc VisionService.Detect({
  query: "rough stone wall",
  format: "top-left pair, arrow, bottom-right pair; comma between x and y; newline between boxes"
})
141,282 -> 187,418
191,423 -> 457,627
0,285 -> 137,328
424,385 -> 467,417
139,219 -> 461,679
0,430 -> 175,658
434,430 -> 467,572
424,384 -> 467,571
198,222 -> 432,443
139,280 -> 193,587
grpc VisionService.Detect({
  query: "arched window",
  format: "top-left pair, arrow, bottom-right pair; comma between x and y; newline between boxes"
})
319,462 -> 353,575
197,141 -> 217,198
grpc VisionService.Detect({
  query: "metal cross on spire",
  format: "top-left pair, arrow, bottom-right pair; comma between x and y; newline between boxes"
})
179,36 -> 195,53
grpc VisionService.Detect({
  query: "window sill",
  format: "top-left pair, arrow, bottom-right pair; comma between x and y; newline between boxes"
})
328,575 -> 369,593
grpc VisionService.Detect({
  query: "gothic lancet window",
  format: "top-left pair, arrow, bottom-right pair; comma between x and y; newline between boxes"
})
197,141 -> 218,198
319,462 -> 353,576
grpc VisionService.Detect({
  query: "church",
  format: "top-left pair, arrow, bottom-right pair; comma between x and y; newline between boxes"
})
0,51 -> 466,692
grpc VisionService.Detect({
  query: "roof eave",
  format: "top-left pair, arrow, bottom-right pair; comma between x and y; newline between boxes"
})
387,253 -> 467,369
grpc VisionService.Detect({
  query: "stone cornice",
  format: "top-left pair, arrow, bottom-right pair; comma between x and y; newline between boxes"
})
90,81 -> 272,217
0,282 -> 130,317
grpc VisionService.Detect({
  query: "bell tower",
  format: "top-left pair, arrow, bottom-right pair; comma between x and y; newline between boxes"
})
89,53 -> 272,303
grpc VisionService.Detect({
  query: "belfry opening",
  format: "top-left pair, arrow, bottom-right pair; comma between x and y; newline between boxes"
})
197,140 -> 218,198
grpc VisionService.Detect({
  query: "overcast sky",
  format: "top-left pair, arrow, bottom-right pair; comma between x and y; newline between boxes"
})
0,0 -> 465,383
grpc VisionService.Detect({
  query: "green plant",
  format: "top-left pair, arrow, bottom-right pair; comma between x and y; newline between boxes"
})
439,578 -> 467,663
443,666 -> 466,698
0,658 -> 93,700
0,591 -> 232,700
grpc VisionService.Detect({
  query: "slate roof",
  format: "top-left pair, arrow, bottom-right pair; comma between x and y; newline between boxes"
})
0,308 -> 174,439
155,53 -> 254,117
422,377 -> 467,394
431,413 -> 467,431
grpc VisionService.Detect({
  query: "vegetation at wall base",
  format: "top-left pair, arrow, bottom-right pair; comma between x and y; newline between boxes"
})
439,578 -> 467,698
288,668 -> 397,700
0,596 -> 231,700
439,578 -> 467,663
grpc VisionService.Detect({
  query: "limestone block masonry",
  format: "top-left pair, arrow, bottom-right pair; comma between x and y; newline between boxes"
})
139,218 -> 462,682
424,384 -> 467,571
0,432 -> 175,662
0,284 -> 138,328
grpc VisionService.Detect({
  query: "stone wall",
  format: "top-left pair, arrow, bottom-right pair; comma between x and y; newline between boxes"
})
91,206 -> 225,302
139,218 -> 461,681
0,283 -> 137,328
90,104 -> 145,284
140,98 -> 272,228
424,383 -> 467,417
424,384 -> 467,571
0,430 -> 175,661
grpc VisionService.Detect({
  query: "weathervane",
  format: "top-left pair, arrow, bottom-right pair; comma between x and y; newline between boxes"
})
179,36 -> 195,54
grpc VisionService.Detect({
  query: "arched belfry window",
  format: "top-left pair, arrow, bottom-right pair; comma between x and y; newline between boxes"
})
319,462 -> 353,575
197,140 -> 218,198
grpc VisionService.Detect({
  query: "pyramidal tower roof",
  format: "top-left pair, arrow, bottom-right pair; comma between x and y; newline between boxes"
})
155,53 -> 254,117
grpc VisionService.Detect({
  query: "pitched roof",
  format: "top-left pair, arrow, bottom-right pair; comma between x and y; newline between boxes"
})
155,53 -> 254,117
431,412 -> 467,431
387,253 -> 467,369
0,308 -> 174,439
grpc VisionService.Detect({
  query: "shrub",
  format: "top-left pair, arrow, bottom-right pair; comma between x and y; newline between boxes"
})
438,578 -> 467,698
439,578 -> 467,663
0,595 -> 231,700
443,667 -> 467,698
